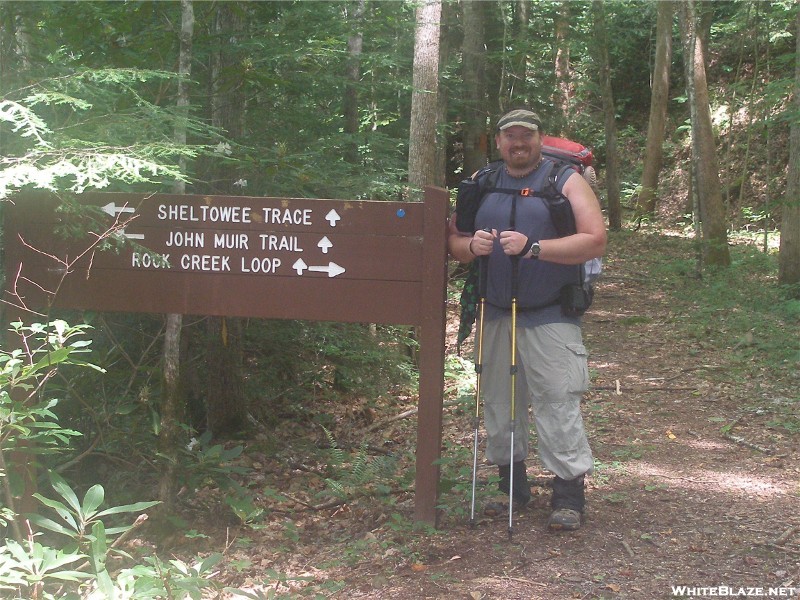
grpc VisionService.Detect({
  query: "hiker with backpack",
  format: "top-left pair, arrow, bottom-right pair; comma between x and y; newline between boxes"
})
448,109 -> 606,532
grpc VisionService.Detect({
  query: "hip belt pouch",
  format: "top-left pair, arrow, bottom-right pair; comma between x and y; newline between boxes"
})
455,178 -> 481,233
560,283 -> 594,317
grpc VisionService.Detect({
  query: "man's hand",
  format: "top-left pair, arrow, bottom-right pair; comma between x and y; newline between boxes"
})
498,230 -> 529,256
469,228 -> 497,256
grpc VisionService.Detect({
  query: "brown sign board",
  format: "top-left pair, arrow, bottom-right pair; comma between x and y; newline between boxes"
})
3,188 -> 450,525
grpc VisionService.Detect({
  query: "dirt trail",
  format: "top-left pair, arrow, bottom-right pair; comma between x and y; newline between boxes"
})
342,232 -> 800,599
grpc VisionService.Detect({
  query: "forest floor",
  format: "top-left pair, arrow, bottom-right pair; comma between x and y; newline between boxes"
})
164,230 -> 800,600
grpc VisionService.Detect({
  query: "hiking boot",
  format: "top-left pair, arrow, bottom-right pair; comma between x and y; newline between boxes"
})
483,495 -> 530,517
497,461 -> 532,508
547,508 -> 582,531
549,475 -> 586,532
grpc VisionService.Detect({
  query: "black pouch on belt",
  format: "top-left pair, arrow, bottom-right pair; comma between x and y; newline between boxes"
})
560,283 -> 593,317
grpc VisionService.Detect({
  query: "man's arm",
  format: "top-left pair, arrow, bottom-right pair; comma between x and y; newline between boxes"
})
497,171 -> 606,264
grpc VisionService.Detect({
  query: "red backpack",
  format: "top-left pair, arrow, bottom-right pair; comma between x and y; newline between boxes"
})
541,135 -> 596,188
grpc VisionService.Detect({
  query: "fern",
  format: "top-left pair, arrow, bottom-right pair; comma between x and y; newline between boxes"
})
0,100 -> 51,147
318,429 -> 399,502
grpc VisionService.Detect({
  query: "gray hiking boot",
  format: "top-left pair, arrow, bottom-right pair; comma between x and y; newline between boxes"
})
549,475 -> 585,532
547,507 -> 582,531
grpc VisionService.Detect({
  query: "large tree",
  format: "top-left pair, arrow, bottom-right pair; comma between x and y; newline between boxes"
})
778,6 -> 800,295
343,0 -> 365,165
461,0 -> 487,176
592,0 -> 620,231
408,0 -> 442,196
678,0 -> 731,268
158,0 -> 194,513
553,0 -> 571,134
204,2 -> 248,437
637,0 -> 674,219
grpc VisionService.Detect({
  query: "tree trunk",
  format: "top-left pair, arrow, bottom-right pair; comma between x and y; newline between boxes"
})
205,2 -> 248,437
461,0 -> 487,176
778,7 -> 800,294
434,0 -> 452,188
553,0 -> 571,135
510,0 -> 529,103
592,0 -> 621,231
637,0 -> 673,218
158,0 -> 193,512
679,0 -> 731,268
408,0 -> 442,199
343,0 -> 365,164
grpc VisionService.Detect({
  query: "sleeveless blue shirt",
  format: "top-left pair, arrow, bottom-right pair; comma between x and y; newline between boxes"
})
474,158 -> 581,327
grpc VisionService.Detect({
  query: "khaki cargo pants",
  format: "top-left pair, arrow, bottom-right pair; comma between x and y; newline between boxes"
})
479,318 -> 594,480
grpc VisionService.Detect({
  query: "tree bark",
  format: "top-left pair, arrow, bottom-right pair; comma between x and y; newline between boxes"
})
158,0 -> 193,511
343,0 -> 365,164
461,0 -> 487,176
592,0 -> 621,230
778,7 -> 800,293
553,0 -> 571,135
205,2 -> 248,437
510,0 -> 529,103
408,0 -> 442,199
679,0 -> 731,267
434,0 -> 452,188
637,0 -> 673,218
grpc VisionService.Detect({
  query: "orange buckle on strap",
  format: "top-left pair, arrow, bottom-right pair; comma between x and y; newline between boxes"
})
519,188 -> 532,196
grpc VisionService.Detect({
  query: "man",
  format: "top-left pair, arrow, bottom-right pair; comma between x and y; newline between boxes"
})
448,109 -> 606,531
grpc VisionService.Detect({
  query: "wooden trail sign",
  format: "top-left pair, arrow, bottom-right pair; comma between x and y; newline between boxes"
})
3,188 -> 450,525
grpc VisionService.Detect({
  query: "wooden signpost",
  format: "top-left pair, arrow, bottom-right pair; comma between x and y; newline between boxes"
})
3,188 -> 450,525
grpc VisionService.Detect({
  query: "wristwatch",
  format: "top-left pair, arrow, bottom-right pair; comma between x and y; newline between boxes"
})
527,241 -> 541,259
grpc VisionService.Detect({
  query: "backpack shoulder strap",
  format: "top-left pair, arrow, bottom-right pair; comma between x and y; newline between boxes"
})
473,160 -> 503,189
543,160 -> 577,202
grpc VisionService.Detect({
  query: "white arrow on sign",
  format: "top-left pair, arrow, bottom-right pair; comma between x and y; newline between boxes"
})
292,259 -> 345,278
325,209 -> 341,227
292,258 -> 308,275
317,236 -> 333,254
101,202 -> 135,218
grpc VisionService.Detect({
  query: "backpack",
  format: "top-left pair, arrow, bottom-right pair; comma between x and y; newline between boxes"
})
541,135 -> 596,188
454,154 -> 602,350
454,158 -> 577,236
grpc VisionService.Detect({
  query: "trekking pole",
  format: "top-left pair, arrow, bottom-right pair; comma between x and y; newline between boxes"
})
507,253 -> 520,541
469,250 -> 489,529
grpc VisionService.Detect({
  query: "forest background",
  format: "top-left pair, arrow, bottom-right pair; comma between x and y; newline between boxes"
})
0,1 -> 798,598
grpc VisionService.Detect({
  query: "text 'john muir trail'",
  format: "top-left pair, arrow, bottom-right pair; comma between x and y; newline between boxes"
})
164,232 -> 303,252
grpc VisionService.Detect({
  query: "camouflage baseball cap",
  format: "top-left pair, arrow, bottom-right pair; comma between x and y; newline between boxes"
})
497,109 -> 542,132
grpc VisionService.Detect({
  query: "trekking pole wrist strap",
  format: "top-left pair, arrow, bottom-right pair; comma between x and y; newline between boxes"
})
517,237 -> 534,258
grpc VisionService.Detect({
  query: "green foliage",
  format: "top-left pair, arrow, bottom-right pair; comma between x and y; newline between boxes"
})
0,322 -> 226,599
242,321 -> 416,425
317,427 -> 399,502
97,553 -> 224,600
652,239 -> 800,379
0,321 -> 100,471
225,493 -> 264,527
28,471 -> 158,544
177,429 -> 249,490
0,69 -> 204,199
224,567 -> 346,599
0,538 -> 89,599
